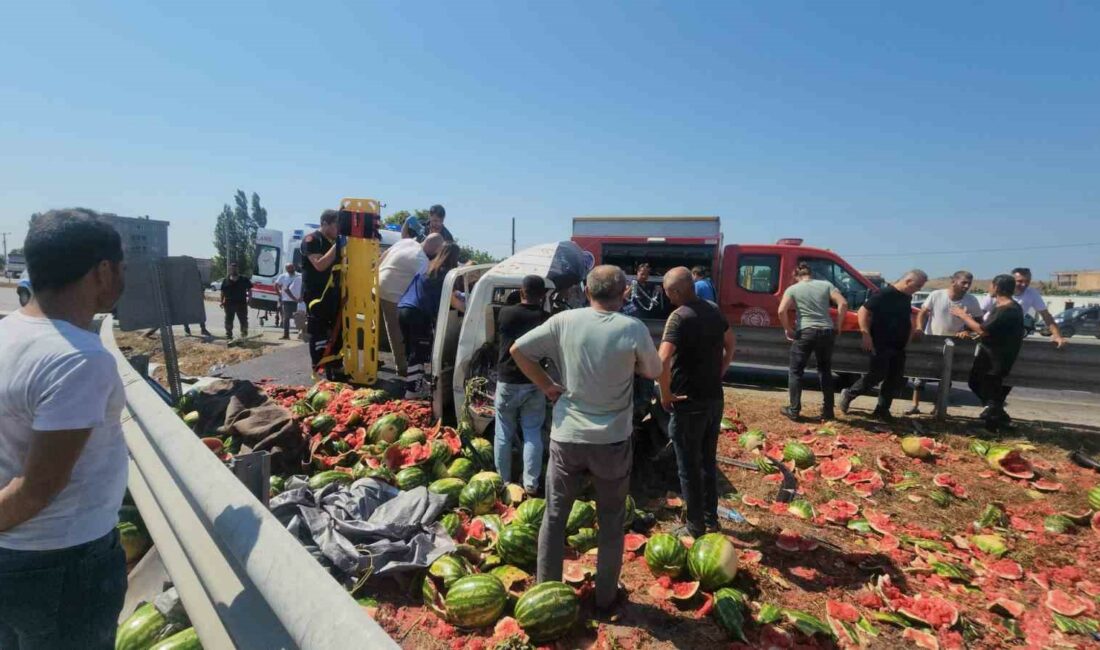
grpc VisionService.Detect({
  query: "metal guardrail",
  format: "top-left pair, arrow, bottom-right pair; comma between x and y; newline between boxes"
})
646,322 -> 1100,420
102,317 -> 397,650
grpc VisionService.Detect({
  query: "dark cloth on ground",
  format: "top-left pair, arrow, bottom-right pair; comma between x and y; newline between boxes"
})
864,285 -> 913,350
496,304 -> 549,384
269,478 -> 454,579
788,327 -> 835,414
189,379 -> 304,474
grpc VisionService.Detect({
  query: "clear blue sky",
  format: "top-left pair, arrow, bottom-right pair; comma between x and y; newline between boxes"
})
2,1 -> 1098,280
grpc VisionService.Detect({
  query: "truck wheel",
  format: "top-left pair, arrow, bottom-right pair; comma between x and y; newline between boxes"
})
17,288 -> 31,307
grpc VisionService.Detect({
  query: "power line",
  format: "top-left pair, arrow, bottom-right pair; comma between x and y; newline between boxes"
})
846,241 -> 1100,258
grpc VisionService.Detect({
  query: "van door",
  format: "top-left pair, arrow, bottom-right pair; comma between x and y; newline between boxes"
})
795,254 -> 876,330
429,264 -> 493,425
249,228 -> 284,312
720,245 -> 786,328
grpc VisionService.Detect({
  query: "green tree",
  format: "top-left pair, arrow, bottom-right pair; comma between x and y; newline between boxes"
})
459,246 -> 499,264
213,190 -> 267,275
383,210 -> 410,228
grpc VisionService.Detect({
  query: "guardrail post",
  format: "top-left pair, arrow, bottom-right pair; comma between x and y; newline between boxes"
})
230,452 -> 271,508
935,339 -> 955,422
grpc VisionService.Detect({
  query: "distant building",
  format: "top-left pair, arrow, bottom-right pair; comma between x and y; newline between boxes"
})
102,214 -> 169,260
1051,269 -> 1100,292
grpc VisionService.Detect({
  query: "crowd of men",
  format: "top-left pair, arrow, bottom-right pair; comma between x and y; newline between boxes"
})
0,207 -> 1080,643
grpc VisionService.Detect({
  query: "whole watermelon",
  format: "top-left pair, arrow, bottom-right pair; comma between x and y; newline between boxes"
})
440,512 -> 462,538
644,532 -> 688,578
567,527 -> 597,553
565,500 -> 596,534
115,603 -> 174,650
399,428 -> 427,447
149,627 -> 200,650
369,413 -> 409,444
309,389 -> 334,412
429,554 -> 470,591
445,574 -> 508,628
464,437 -> 495,470
310,414 -> 336,435
395,466 -> 430,491
514,581 -> 580,644
460,479 -> 498,515
470,471 -> 504,494
447,458 -> 477,482
497,524 -> 539,568
429,478 -> 466,508
514,498 -> 546,528
353,463 -> 394,484
429,439 -> 454,465
430,459 -> 450,480
783,441 -> 816,469
687,532 -> 740,590
117,521 -> 151,564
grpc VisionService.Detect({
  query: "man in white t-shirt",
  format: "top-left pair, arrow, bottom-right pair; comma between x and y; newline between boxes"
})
274,262 -> 303,340
908,270 -> 982,415
0,209 -> 128,648
377,217 -> 429,376
978,267 -> 1066,348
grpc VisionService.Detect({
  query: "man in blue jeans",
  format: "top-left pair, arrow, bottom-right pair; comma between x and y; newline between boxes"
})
0,209 -> 129,649
494,275 -> 550,496
658,267 -> 735,539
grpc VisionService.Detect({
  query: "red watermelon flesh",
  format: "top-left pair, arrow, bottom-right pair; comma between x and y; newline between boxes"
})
898,595 -> 960,629
826,600 -> 860,623
384,441 -> 432,470
819,499 -> 859,524
987,559 -> 1024,581
740,495 -> 768,508
562,561 -> 591,584
740,549 -> 763,564
1045,589 -> 1087,616
624,533 -> 647,553
439,428 -> 462,455
819,457 -> 852,481
490,617 -> 526,644
1030,479 -> 1063,492
669,581 -> 700,601
932,473 -> 968,499
989,449 -> 1035,480
1078,580 -> 1100,598
903,628 -> 940,650
694,592 -> 714,619
776,529 -> 820,552
987,597 -> 1026,619
1091,511 -> 1100,534
864,510 -> 895,534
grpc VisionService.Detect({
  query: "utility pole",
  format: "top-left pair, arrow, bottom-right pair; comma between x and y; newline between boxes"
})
511,218 -> 515,256
1,232 -> 9,278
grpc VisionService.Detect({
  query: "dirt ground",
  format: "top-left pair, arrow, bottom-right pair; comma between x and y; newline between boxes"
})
114,330 -> 265,382
366,384 -> 1100,650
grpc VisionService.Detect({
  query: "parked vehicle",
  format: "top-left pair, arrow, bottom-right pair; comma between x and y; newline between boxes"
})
16,270 -> 31,306
1040,304 -> 1100,338
5,253 -> 26,279
571,216 -> 879,331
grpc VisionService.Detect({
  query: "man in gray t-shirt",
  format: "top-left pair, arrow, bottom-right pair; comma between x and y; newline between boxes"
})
777,264 -> 848,421
511,265 -> 661,613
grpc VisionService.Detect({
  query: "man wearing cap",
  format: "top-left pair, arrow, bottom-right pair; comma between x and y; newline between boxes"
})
493,275 -> 550,496
378,217 -> 429,376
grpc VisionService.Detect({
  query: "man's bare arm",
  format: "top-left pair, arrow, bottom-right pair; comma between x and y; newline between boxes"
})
510,345 -> 564,401
308,242 -> 339,272
722,327 -> 736,370
1037,309 -> 1067,347
777,293 -> 794,337
831,290 -> 849,332
0,429 -> 91,532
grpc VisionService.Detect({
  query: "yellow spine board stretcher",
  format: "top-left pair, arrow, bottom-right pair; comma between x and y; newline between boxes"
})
338,197 -> 381,385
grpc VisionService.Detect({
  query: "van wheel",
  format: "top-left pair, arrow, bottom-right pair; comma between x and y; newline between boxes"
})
1061,326 -> 1076,338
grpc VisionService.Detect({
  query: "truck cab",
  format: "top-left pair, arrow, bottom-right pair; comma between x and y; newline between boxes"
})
571,217 -> 876,332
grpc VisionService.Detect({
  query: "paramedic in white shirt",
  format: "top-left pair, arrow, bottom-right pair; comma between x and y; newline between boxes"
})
0,209 -> 129,648
275,262 -> 303,340
978,267 -> 1066,348
377,217 -> 431,376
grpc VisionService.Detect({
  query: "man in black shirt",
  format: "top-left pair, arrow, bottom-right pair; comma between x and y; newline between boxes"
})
219,262 -> 252,339
300,210 -> 342,377
427,204 -> 455,243
840,270 -> 927,421
658,267 -> 736,538
952,274 -> 1026,431
493,275 -> 550,495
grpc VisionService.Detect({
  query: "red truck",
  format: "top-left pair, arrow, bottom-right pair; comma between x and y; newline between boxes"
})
571,216 -> 877,331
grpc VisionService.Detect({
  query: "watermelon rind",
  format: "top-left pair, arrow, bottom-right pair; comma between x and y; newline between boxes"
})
783,442 -> 816,469
115,603 -> 175,650
429,554 -> 470,592
686,533 -> 739,591
445,574 -> 508,628
514,498 -> 546,528
712,587 -> 749,642
565,500 -> 596,535
369,413 -> 409,444
429,478 -> 466,508
447,458 -> 477,482
460,479 -> 498,515
395,466 -> 429,491
514,581 -> 579,643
